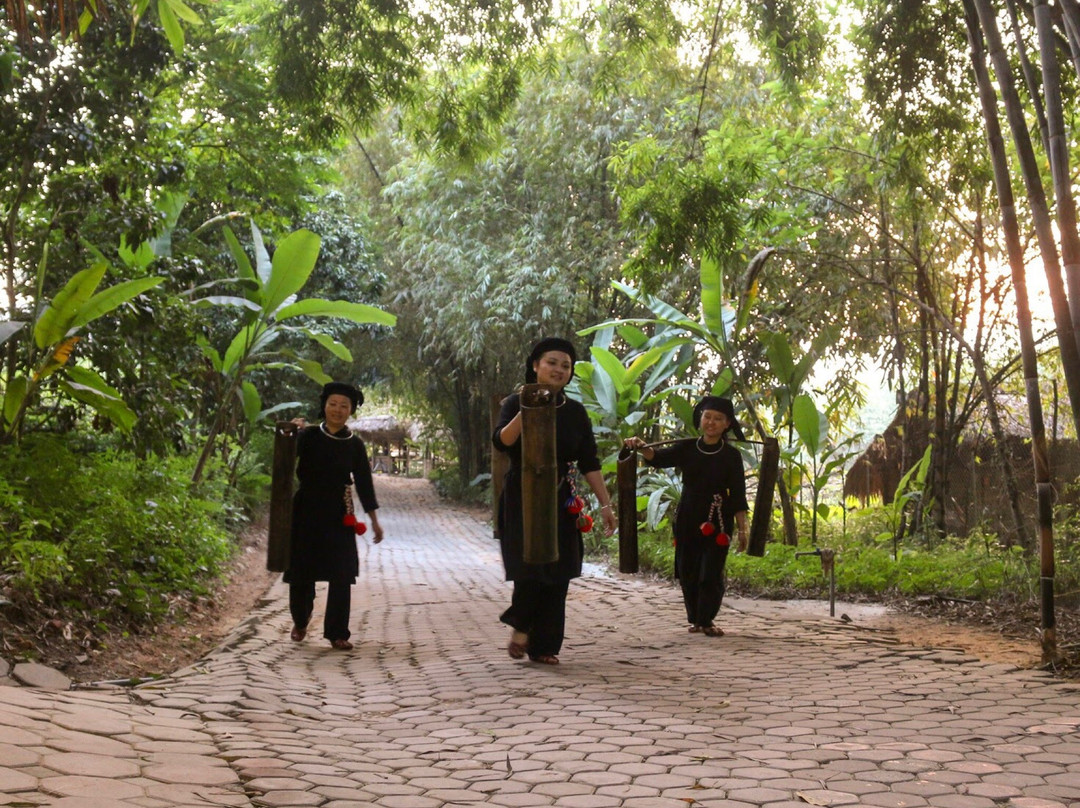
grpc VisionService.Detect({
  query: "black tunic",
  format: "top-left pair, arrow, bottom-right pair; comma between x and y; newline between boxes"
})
493,393 -> 602,582
284,424 -> 378,584
645,438 -> 749,569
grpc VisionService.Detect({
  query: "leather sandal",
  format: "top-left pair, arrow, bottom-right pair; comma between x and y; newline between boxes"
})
531,654 -> 559,665
291,626 -> 306,642
702,626 -> 724,637
330,639 -> 353,650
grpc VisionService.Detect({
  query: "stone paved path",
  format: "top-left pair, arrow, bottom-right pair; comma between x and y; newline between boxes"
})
3,476 -> 1080,808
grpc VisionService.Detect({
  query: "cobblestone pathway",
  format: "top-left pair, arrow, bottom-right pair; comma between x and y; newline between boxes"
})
2,476 -> 1080,807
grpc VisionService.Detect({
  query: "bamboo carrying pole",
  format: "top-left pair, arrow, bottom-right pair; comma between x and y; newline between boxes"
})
520,384 -> 559,564
490,393 -> 510,540
267,421 -> 299,572
616,448 -> 639,573
747,437 -> 780,557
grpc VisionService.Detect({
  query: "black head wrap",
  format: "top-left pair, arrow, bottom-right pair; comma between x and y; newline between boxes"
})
319,381 -> 363,418
692,395 -> 745,441
524,337 -> 577,383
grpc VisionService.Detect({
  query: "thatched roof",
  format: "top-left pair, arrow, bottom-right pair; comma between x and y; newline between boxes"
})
348,414 -> 418,445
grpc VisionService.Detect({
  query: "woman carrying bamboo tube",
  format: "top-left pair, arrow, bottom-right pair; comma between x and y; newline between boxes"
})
493,337 -> 617,665
623,396 -> 748,637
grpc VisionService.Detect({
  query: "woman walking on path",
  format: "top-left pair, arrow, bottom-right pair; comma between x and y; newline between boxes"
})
623,396 -> 748,637
286,382 -> 384,650
493,338 -> 617,665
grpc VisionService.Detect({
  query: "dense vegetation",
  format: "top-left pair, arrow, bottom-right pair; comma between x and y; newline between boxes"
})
3,0 -> 1080,658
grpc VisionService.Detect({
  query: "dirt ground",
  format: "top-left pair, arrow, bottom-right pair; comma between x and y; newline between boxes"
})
1,504 -> 1074,685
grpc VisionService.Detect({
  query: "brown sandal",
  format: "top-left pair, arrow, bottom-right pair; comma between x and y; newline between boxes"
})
531,654 -> 559,665
702,626 -> 724,637
688,625 -> 702,633
330,639 -> 353,650
291,626 -> 306,642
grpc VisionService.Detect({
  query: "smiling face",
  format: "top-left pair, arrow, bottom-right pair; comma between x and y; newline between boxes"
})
323,393 -> 353,430
532,350 -> 573,388
699,407 -> 730,443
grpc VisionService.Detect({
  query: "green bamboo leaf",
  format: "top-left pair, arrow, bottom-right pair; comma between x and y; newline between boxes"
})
275,298 -> 396,326
263,229 -> 321,315
70,277 -> 163,330
163,0 -> 203,24
34,263 -> 107,348
157,0 -> 185,53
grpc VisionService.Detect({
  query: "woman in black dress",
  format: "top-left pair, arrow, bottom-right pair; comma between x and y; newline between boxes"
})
624,396 -> 748,637
285,382 -> 384,650
493,338 -> 617,665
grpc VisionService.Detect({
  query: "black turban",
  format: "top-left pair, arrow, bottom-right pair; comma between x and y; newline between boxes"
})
319,381 -> 363,418
524,337 -> 578,383
692,395 -> 745,441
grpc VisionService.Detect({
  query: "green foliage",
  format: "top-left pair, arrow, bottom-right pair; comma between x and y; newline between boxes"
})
0,434 -> 238,621
626,508 -> 1031,603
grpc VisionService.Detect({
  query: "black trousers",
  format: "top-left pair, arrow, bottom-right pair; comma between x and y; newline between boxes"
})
289,580 -> 352,642
678,541 -> 729,627
500,578 -> 571,658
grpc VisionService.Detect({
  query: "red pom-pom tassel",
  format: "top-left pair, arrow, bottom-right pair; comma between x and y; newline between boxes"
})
576,513 -> 594,532
355,522 -> 367,535
566,496 -> 585,515
716,532 -> 730,547
344,513 -> 357,527
700,521 -> 716,536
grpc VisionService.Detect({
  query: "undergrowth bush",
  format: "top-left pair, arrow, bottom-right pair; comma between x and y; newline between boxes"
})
0,434 -> 241,622
598,502 -> 1046,604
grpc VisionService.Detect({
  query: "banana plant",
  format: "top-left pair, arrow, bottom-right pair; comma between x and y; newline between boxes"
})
188,220 -> 396,483
1,246 -> 163,443
788,393 -> 861,546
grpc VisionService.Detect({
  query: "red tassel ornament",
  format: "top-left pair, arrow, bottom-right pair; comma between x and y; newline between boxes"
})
343,513 -> 357,527
355,522 -> 367,536
565,496 -> 585,515
343,484 -> 366,535
716,532 -> 730,547
577,513 -> 594,532
699,522 -> 716,536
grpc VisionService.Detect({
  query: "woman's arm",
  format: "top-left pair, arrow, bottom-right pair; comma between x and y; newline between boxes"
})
495,410 -> 523,447
583,469 -> 617,536
734,510 -> 748,551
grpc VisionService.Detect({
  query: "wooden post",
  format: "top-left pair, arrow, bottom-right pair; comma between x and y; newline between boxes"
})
747,437 -> 780,557
520,383 -> 559,564
491,393 -> 509,540
268,421 -> 298,572
617,447 -> 639,573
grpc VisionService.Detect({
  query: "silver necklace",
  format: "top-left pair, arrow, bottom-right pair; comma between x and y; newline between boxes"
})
696,437 -> 723,455
320,422 -> 353,441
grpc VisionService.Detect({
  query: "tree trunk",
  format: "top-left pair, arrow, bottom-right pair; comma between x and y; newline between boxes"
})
965,0 -> 1057,661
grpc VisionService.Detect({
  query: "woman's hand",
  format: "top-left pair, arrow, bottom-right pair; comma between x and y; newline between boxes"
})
369,513 -> 384,544
622,436 -> 653,460
600,504 -> 617,536
291,417 -> 307,428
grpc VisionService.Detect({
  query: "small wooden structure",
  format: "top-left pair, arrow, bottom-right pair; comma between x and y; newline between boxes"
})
352,414 -> 416,474
267,421 -> 298,572
520,383 -> 559,564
